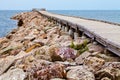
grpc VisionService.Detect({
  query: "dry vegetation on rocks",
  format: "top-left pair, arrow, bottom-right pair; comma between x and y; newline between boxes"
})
0,11 -> 119,80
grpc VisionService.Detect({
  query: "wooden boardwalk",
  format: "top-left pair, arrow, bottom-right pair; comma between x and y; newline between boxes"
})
38,11 -> 120,56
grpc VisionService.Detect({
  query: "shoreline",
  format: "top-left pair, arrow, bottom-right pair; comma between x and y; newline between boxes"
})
0,10 -> 119,80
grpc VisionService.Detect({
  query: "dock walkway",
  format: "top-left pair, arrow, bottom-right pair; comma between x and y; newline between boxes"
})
38,11 -> 120,56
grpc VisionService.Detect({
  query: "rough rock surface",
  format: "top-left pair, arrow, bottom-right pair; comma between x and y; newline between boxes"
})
50,78 -> 65,80
75,51 -> 91,64
84,57 -> 105,71
52,47 -> 78,61
87,43 -> 104,53
0,10 -> 119,80
95,62 -> 120,80
67,66 -> 95,80
0,68 -> 26,80
0,56 -> 15,75
34,63 -> 66,80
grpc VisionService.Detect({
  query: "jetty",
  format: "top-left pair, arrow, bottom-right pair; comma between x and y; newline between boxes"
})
0,10 -> 120,80
37,10 -> 120,56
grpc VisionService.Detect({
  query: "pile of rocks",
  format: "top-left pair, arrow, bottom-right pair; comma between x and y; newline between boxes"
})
0,11 -> 119,80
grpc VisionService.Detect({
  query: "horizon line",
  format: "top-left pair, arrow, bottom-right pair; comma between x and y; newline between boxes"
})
0,9 -> 120,11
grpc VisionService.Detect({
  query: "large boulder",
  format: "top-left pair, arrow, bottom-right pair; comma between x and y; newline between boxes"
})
0,42 -> 23,55
34,46 -> 51,61
0,56 -> 15,75
84,57 -> 105,72
50,47 -> 78,61
34,63 -> 66,80
0,68 -> 26,80
67,66 -> 95,80
95,62 -> 120,80
87,43 -> 104,53
58,35 -> 72,43
75,51 -> 91,64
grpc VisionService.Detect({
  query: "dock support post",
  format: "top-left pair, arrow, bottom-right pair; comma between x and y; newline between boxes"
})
74,32 -> 79,39
69,28 -> 74,38
62,25 -> 65,31
58,24 -> 62,29
73,27 -> 80,39
53,19 -> 56,24
104,47 -> 109,54
55,20 -> 57,25
56,22 -> 58,26
65,26 -> 69,32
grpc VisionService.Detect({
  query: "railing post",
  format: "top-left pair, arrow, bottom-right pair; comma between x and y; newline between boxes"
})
69,27 -> 74,38
74,32 -> 79,39
62,25 -> 65,31
65,26 -> 69,32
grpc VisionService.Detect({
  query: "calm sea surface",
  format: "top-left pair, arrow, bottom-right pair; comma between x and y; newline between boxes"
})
0,10 -> 120,37
0,10 -> 27,37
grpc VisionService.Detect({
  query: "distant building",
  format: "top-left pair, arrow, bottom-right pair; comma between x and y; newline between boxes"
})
40,8 -> 46,11
32,8 -> 46,11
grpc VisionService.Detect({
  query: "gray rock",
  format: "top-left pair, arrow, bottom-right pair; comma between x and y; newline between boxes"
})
101,77 -> 111,80
75,51 -> 91,64
24,35 -> 36,40
84,57 -> 105,71
15,50 -> 27,59
95,62 -> 120,80
67,66 -> 95,80
0,56 -> 15,75
0,42 -> 23,55
102,62 -> 120,69
87,43 -> 104,53
50,78 -> 65,80
55,61 -> 76,66
0,68 -> 26,80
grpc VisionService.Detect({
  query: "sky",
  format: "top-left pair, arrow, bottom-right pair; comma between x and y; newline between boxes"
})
0,0 -> 120,10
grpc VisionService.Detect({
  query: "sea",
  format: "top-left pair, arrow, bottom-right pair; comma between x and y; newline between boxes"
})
0,10 -> 120,37
0,10 -> 28,37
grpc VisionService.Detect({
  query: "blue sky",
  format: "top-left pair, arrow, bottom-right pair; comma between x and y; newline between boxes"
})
0,0 -> 120,10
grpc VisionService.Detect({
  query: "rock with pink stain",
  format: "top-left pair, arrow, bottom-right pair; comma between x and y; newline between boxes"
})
51,47 -> 78,61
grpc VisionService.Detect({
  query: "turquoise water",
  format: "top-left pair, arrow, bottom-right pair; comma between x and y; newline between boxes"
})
0,10 -> 120,37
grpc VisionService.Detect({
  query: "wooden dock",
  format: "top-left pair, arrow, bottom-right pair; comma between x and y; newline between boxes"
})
37,10 -> 120,56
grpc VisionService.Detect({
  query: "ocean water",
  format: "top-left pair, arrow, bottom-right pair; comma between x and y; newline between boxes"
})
49,10 -> 120,23
0,10 -> 120,37
0,10 -> 27,37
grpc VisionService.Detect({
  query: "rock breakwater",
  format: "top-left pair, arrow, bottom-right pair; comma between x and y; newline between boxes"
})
0,11 -> 120,80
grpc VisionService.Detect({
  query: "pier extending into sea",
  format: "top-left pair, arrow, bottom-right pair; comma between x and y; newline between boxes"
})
35,9 -> 120,56
0,9 -> 119,80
